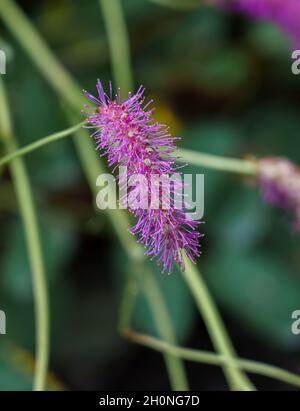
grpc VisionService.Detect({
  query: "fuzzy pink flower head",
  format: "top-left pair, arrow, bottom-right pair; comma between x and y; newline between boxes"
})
83,80 -> 203,273
258,157 -> 300,230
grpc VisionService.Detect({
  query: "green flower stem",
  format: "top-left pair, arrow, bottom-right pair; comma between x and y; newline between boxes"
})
99,0 -> 134,96
0,0 -> 81,109
119,262 -> 190,390
148,0 -> 206,11
178,148 -> 257,176
182,256 -> 255,391
118,263 -> 140,333
124,330 -> 300,389
142,270 -> 190,390
0,78 -> 49,391
0,121 -> 86,169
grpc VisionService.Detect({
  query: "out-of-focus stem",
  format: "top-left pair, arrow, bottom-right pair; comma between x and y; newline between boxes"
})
99,0 -> 134,96
0,121 -> 86,169
182,256 -> 255,391
125,330 -> 300,389
0,77 -> 49,391
178,148 -> 257,176
148,0 -> 206,11
119,263 -> 190,390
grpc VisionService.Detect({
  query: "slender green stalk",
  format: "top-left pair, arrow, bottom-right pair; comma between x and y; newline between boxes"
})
125,331 -> 300,389
118,263 -> 140,333
119,263 -> 189,390
0,0 -> 81,109
178,148 -> 257,176
99,0 -> 134,96
142,269 -> 189,390
182,256 -> 255,391
148,0 -> 206,11
0,120 -> 86,169
0,78 -> 49,391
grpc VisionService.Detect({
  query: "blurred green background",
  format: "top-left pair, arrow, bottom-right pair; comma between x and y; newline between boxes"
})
1,0 -> 300,390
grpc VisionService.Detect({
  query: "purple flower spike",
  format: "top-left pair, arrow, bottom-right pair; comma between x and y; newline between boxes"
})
214,0 -> 300,48
83,80 -> 203,273
258,157 -> 300,230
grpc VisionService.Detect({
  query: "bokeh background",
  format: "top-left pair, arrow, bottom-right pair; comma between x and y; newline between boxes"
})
1,0 -> 300,390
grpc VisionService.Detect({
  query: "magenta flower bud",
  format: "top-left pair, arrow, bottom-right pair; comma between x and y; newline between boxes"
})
258,157 -> 300,229
83,81 -> 203,273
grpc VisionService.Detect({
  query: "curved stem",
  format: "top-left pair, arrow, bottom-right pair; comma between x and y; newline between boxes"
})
178,148 -> 257,175
0,120 -> 86,168
125,330 -> 300,389
119,263 -> 189,390
0,78 -> 49,391
0,0 -> 81,109
182,256 -> 255,391
118,263 -> 140,333
99,0 -> 134,96
142,269 -> 189,390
